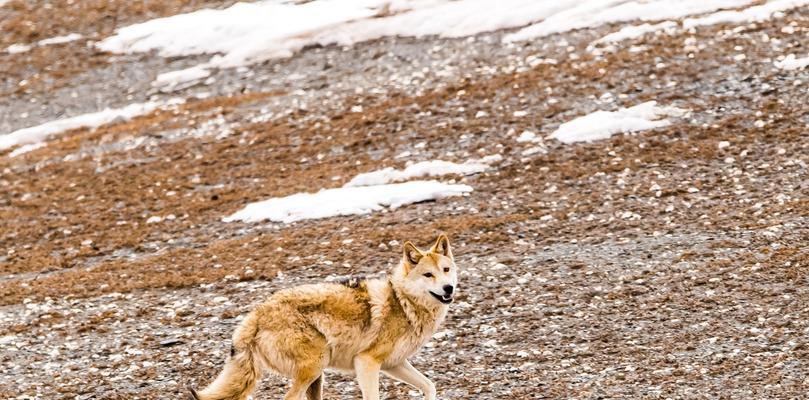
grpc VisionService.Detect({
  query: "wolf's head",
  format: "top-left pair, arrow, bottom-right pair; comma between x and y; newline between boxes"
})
392,234 -> 458,308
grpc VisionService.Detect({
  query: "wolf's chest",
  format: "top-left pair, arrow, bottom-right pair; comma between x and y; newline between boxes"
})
382,330 -> 432,367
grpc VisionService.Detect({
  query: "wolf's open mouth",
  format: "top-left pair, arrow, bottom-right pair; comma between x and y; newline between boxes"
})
429,291 -> 453,304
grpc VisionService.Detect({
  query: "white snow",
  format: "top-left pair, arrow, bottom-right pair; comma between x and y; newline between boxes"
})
6,44 -> 32,54
38,33 -> 83,46
550,101 -> 686,144
94,0 -> 790,85
97,0 -> 385,65
592,21 -> 678,45
223,180 -> 472,224
504,0 -> 754,42
91,0 -> 617,83
91,0 -> 809,84
5,33 -> 83,55
1,99 -> 183,152
774,54 -> 809,70
152,66 -> 211,91
683,0 -> 809,28
8,142 -> 46,158
345,157 -> 497,187
99,0 -> 579,63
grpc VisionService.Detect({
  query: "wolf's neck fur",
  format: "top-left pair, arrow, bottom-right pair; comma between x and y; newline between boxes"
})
388,265 -> 447,337
390,282 -> 445,337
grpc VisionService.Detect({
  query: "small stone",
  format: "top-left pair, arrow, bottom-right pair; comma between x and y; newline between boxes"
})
159,339 -> 183,347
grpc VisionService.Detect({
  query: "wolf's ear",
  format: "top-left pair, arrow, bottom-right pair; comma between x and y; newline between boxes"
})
432,234 -> 452,258
403,241 -> 423,270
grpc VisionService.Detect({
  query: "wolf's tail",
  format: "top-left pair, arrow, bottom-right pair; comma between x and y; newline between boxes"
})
189,314 -> 261,400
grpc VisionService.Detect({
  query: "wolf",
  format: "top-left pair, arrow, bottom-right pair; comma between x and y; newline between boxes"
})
189,234 -> 458,400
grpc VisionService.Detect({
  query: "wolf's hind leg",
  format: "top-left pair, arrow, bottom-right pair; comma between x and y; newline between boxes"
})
284,365 -> 322,400
382,360 -> 436,400
305,374 -> 323,400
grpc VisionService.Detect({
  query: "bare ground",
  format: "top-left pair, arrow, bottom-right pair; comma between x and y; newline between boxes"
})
0,3 -> 807,400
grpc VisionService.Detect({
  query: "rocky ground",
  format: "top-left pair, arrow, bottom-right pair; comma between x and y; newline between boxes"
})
0,2 -> 807,399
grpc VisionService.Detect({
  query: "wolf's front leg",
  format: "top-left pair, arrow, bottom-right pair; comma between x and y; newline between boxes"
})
382,360 -> 437,400
354,354 -> 381,400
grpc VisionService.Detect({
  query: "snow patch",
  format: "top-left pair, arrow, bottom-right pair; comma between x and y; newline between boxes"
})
152,66 -> 212,91
5,33 -> 83,55
683,0 -> 809,28
550,101 -> 686,144
5,44 -> 31,54
38,33 -> 83,46
88,0 -> 799,98
345,157 -> 498,187
774,54 -> 809,71
592,21 -> 678,45
223,180 -> 472,224
8,142 -> 46,158
504,0 -> 754,42
93,0 -> 613,83
1,99 -> 184,152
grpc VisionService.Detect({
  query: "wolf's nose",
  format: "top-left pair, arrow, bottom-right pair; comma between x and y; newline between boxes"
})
443,285 -> 454,295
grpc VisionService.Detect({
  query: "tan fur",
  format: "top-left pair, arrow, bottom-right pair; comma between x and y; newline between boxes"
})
190,235 -> 458,400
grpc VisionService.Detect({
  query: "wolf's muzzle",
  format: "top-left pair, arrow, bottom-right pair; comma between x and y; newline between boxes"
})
429,291 -> 453,304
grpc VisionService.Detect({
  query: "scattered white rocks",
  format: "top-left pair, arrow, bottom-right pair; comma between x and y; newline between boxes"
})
479,324 -> 497,335
774,54 -> 809,70
146,214 -> 175,224
521,146 -> 547,156
515,131 -> 537,143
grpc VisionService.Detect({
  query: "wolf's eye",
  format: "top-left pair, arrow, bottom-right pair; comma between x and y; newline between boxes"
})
423,273 -> 434,278
443,267 -> 450,273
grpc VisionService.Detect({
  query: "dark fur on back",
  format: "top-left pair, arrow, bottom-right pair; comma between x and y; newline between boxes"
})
336,276 -> 367,289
